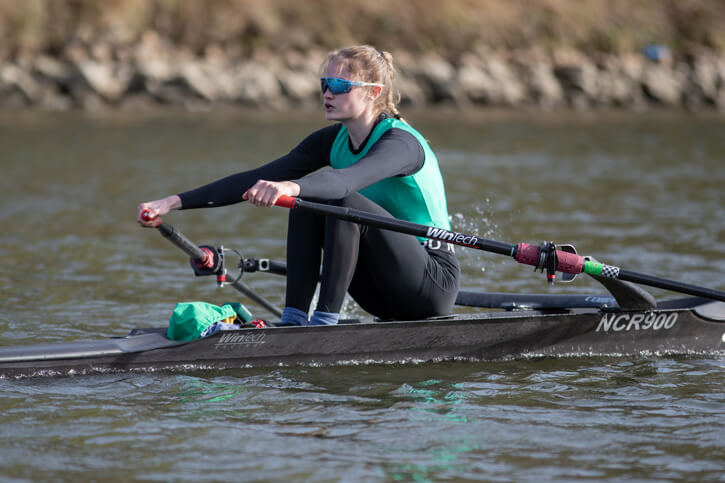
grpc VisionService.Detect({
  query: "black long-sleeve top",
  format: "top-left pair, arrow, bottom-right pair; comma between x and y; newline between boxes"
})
178,119 -> 425,209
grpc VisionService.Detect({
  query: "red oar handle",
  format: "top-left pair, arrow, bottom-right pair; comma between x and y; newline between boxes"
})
141,210 -> 162,227
275,195 -> 297,209
514,242 -> 584,274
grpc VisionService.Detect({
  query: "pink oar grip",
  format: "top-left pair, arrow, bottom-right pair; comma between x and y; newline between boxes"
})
514,243 -> 584,274
275,196 -> 297,209
556,249 -> 585,274
513,243 -> 540,266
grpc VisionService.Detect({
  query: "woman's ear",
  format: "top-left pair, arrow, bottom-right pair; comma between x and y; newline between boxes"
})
369,85 -> 383,101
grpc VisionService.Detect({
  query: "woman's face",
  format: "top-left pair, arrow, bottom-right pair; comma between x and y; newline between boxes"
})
322,61 -> 373,122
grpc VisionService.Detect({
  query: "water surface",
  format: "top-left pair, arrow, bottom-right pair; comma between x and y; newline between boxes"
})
0,110 -> 723,481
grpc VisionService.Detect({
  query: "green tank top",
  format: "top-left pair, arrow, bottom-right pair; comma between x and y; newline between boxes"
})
330,117 -> 451,241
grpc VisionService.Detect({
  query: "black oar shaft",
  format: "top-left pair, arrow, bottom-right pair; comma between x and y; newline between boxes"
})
157,222 -> 209,262
292,197 -> 513,255
228,278 -> 283,317
618,269 -> 725,302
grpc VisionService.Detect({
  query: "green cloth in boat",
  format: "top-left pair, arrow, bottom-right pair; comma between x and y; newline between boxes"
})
167,302 -> 239,341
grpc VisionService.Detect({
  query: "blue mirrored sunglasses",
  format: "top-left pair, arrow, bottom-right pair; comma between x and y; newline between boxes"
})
320,77 -> 384,95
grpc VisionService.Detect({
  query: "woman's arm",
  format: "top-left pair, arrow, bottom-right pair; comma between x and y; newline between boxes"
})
136,124 -> 341,224
294,128 -> 424,200
177,124 -> 341,209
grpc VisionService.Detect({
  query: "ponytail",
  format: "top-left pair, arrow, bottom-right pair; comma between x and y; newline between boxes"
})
378,49 -> 403,121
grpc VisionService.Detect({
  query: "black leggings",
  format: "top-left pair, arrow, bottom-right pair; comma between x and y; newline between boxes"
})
285,193 -> 460,320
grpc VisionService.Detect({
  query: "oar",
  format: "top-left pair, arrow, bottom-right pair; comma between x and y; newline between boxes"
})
141,212 -> 283,317
274,196 -> 725,302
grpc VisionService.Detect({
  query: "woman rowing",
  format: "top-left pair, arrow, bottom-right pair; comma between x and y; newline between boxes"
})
137,45 -> 460,326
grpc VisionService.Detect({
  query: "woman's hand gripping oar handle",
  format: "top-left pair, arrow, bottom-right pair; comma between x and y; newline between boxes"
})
273,196 -> 725,302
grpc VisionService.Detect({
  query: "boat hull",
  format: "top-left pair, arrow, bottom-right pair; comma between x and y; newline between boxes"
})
1,300 -> 723,378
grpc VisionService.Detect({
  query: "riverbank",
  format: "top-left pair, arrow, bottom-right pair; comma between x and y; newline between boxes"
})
1,0 -> 724,112
3,38 -> 724,113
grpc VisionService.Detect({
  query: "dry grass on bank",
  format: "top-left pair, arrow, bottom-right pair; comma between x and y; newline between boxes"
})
0,0 -> 724,60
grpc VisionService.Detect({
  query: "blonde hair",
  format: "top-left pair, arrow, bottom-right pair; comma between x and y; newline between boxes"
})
321,45 -> 402,120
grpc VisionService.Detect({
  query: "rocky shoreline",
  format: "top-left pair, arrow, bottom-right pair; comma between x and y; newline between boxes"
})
1,33 -> 724,112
